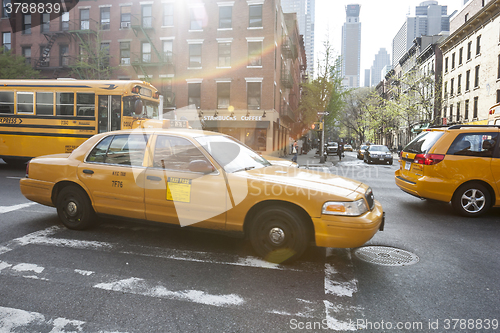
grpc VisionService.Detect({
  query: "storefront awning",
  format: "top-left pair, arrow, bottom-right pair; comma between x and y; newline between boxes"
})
203,120 -> 270,129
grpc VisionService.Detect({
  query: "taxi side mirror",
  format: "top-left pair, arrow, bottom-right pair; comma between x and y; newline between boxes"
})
188,160 -> 214,174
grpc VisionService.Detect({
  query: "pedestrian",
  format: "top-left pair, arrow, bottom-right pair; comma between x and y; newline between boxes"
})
338,142 -> 344,161
291,141 -> 298,163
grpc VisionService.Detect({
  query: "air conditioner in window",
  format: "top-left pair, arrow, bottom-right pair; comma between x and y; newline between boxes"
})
121,58 -> 130,65
121,22 -> 131,29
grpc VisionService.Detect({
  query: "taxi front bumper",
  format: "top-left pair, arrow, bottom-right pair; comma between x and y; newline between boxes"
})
312,200 -> 384,248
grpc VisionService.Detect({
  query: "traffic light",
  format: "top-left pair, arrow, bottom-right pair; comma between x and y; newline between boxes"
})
311,122 -> 323,131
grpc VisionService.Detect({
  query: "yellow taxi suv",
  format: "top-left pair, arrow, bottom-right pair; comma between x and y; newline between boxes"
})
395,125 -> 500,217
20,126 -> 384,263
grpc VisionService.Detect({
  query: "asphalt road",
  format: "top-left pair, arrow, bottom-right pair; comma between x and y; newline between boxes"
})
0,154 -> 499,333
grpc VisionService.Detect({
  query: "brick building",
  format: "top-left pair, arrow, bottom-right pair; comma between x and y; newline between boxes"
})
0,0 -> 307,156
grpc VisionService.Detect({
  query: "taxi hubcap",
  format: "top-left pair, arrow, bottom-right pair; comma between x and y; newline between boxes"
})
66,201 -> 78,217
269,227 -> 285,245
461,189 -> 485,213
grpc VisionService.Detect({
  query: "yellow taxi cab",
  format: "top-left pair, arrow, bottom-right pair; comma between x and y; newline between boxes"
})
20,125 -> 384,263
395,125 -> 500,217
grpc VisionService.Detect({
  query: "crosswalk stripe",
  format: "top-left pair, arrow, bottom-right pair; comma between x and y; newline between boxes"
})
0,202 -> 37,214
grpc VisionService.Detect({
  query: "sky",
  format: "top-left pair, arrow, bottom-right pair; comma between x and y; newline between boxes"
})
314,0 -> 464,84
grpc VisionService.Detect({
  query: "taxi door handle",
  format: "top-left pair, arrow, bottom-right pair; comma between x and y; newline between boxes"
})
147,176 -> 162,181
83,169 -> 94,175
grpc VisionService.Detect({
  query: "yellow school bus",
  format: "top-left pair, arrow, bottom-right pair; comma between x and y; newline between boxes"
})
0,79 -> 161,164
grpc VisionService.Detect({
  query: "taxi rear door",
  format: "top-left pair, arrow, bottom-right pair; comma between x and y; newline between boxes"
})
78,133 -> 148,220
144,134 -> 227,229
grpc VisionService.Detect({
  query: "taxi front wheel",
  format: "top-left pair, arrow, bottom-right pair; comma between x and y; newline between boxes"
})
452,182 -> 491,217
56,185 -> 97,230
249,206 -> 310,264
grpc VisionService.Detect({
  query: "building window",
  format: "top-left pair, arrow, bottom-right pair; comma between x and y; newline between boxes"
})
188,83 -> 201,109
120,6 -> 131,29
41,13 -> 50,32
497,90 -> 500,103
451,53 -> 455,69
457,74 -> 462,94
465,70 -> 470,91
476,35 -> 481,55
459,47 -> 463,65
190,7 -> 203,30
22,46 -> 31,65
457,102 -> 460,121
473,96 -> 478,118
101,42 -> 110,67
59,44 -> 69,66
142,5 -> 152,28
142,42 -> 151,63
219,6 -> 232,29
163,3 -> 174,26
40,45 -> 49,66
465,99 -> 469,119
217,82 -> 230,109
218,42 -> 231,67
449,104 -> 453,122
80,9 -> 89,30
189,44 -> 202,68
498,54 -> 500,79
444,57 -> 448,72
120,41 -> 130,65
248,41 -> 262,67
467,41 -> 472,60
450,78 -> 454,96
23,14 -> 31,34
247,82 -> 261,110
474,65 -> 480,88
100,7 -> 110,30
2,32 -> 11,51
249,4 -> 262,28
444,81 -> 447,97
163,40 -> 173,63
61,11 -> 69,31
2,0 -> 10,18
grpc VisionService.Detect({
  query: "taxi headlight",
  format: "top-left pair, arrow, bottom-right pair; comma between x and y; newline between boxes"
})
322,199 -> 368,216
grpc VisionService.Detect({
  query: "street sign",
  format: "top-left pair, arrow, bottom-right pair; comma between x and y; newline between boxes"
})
317,111 -> 329,116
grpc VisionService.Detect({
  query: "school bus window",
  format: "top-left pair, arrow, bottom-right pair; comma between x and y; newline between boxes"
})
76,93 -> 95,117
0,91 -> 14,114
36,92 -> 54,115
17,92 -> 34,113
56,92 -> 74,116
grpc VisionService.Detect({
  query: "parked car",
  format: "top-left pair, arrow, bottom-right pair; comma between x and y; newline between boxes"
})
325,141 -> 338,155
395,125 -> 500,217
344,144 -> 353,152
357,145 -> 369,159
20,127 -> 384,263
364,145 -> 393,165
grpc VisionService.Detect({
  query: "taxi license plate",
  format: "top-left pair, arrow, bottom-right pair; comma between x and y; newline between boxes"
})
404,161 -> 411,170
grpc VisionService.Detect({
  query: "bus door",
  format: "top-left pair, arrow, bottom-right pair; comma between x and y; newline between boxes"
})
98,95 -> 122,133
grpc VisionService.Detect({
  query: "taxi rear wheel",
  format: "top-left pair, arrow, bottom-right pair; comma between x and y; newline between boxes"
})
56,185 -> 96,230
249,206 -> 310,264
452,183 -> 491,217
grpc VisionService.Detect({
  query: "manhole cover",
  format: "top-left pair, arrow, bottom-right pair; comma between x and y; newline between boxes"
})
354,246 -> 419,266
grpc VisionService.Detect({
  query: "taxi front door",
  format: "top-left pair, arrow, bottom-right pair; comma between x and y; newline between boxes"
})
144,135 -> 227,229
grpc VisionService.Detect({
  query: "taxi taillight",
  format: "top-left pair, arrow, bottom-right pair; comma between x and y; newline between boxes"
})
413,153 -> 445,165
25,161 -> 29,178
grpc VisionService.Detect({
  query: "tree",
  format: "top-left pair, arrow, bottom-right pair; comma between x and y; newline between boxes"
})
338,88 -> 373,144
70,30 -> 115,80
297,39 -> 350,138
0,48 -> 40,79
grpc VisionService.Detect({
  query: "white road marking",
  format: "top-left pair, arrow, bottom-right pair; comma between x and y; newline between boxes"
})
0,305 -> 125,333
0,202 -> 37,214
6,176 -> 23,180
94,277 -> 245,307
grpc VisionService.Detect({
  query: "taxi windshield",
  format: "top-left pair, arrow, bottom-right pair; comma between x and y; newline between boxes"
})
123,96 -> 159,119
196,135 -> 271,173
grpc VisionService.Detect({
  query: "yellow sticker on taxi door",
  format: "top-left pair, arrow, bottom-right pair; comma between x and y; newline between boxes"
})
166,177 -> 192,202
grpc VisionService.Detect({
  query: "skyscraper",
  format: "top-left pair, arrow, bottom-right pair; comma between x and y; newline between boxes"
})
341,4 -> 361,88
370,48 -> 391,86
392,1 -> 452,67
281,0 -> 315,77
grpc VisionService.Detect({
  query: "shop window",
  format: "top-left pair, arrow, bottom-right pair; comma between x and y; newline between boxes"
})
247,82 -> 261,110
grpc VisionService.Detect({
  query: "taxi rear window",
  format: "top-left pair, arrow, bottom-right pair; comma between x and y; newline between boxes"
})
404,131 -> 443,154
